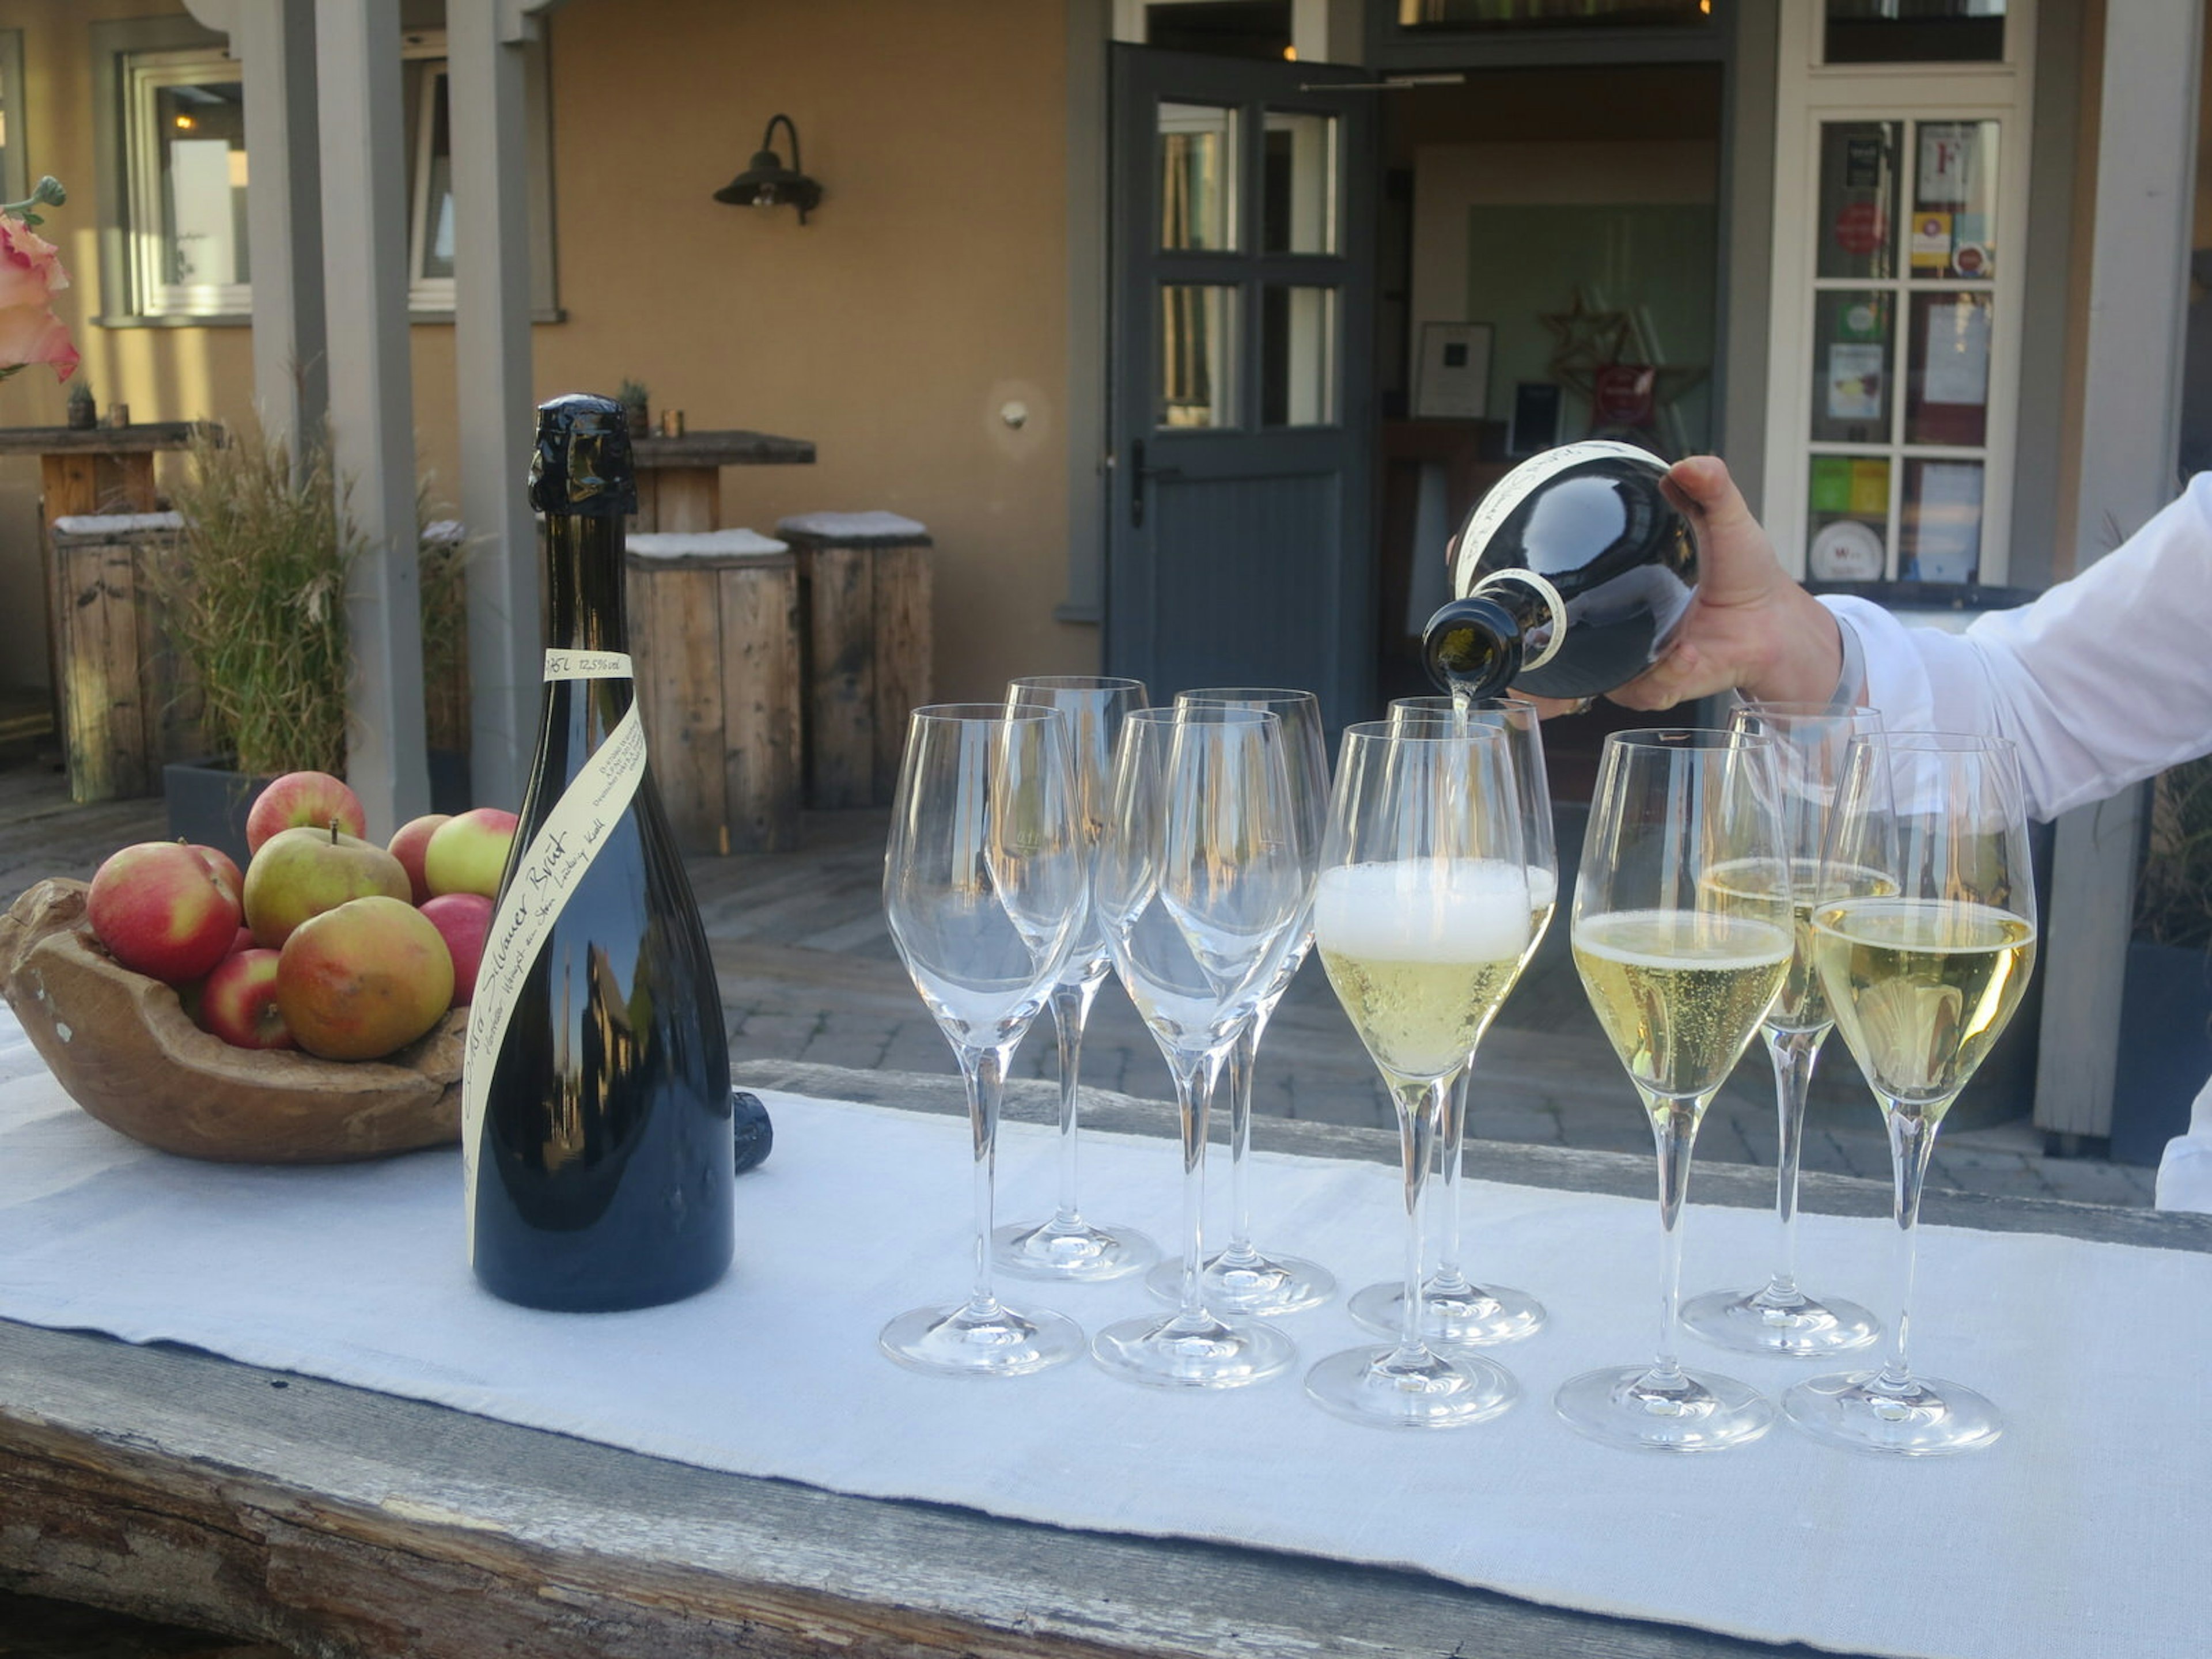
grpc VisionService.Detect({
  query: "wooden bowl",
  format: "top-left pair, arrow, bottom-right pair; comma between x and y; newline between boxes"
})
1,878 -> 463,1163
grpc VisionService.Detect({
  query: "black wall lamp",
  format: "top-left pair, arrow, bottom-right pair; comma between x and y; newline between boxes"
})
714,113 -> 823,224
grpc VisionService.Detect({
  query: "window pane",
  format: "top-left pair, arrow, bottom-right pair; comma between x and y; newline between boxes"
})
1159,284 -> 1239,428
1809,291 -> 1892,444
1261,285 -> 1336,426
1262,111 -> 1336,255
156,79 -> 248,287
1398,0 -> 1712,28
1902,457 -> 1985,583
419,71 -> 455,281
1906,291 -> 1992,446
1826,1 -> 2005,65
1159,103 -> 1236,252
1808,456 -> 1892,582
1908,119 -> 1998,281
1817,122 -> 1900,281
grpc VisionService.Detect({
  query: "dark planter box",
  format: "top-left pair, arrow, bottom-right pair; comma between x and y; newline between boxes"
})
2112,940 -> 2212,1167
163,759 -> 275,872
429,748 -> 471,816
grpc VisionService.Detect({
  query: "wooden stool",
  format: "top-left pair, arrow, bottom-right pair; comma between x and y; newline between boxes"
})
624,531 -> 802,855
775,512 -> 934,809
47,514 -> 202,804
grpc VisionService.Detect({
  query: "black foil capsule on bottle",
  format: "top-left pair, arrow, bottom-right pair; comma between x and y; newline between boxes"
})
1421,440 -> 1698,703
464,393 -> 734,1312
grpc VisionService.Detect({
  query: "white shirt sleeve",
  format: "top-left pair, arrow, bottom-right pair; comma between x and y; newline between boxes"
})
1818,472 -> 2212,821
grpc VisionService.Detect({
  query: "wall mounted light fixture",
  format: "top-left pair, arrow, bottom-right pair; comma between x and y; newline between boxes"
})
713,114 -> 823,224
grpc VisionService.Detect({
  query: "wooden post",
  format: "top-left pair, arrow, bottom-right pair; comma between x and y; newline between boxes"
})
48,517 -> 200,805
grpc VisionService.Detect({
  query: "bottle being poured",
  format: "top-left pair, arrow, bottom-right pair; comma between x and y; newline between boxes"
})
1421,441 -> 1698,705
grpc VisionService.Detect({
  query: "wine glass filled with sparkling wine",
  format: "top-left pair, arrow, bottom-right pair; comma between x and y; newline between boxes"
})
1347,695 -> 1555,1348
1558,729 -> 1793,1452
1681,703 -> 1887,1358
1306,721 -> 1530,1429
1141,686 -> 1335,1317
1091,706 -> 1308,1388
992,676 -> 1160,1283
1785,732 -> 2036,1455
879,704 -> 1089,1377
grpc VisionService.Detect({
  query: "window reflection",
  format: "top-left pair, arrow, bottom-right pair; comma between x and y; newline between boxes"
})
1158,103 -> 1236,252
1159,284 -> 1238,429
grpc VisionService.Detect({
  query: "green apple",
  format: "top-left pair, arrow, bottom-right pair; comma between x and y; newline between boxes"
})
424,808 -> 520,899
243,824 -> 412,948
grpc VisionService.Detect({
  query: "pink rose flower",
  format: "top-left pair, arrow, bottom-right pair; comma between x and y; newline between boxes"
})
0,214 -> 76,382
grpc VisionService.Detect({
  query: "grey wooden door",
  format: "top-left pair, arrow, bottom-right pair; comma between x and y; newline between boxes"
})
1105,46 -> 1377,730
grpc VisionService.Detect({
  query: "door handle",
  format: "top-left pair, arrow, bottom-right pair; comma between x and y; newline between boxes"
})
1130,439 -> 1185,528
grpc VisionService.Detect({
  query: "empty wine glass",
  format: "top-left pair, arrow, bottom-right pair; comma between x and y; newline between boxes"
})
880,704 -> 1089,1377
1682,702 -> 1884,1357
1557,729 -> 1791,1452
1306,721 -> 1528,1428
1344,695 -> 1552,1347
1142,686 -> 1334,1317
1785,732 -> 2036,1455
1092,706 -> 1306,1388
993,676 -> 1160,1283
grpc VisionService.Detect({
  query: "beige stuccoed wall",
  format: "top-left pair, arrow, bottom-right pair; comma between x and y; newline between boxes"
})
0,0 -> 1092,708
535,0 -> 1093,700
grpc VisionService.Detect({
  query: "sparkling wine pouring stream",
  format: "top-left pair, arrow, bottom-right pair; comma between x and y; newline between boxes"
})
463,392 -> 735,1312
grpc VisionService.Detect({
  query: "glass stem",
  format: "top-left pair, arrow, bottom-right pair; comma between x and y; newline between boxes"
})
1170,1048 -> 1222,1321
963,1041 -> 1014,1316
1047,968 -> 1105,1229
1646,1093 -> 1702,1384
1762,1025 -> 1824,1304
1874,1099 -> 1944,1393
1221,1006 -> 1270,1266
1388,1078 -> 1445,1366
1432,1063 -> 1474,1295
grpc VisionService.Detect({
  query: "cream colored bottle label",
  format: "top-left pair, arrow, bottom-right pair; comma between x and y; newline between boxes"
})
461,649 -> 649,1254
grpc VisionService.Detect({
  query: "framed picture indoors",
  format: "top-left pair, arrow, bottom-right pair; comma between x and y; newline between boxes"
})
1508,382 -> 1562,455
1414,322 -> 1493,419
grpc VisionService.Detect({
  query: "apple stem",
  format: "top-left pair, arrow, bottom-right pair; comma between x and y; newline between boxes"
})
328,819 -> 339,844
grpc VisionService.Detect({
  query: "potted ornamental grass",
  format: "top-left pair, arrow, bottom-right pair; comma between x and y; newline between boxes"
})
2118,756 -> 2212,1164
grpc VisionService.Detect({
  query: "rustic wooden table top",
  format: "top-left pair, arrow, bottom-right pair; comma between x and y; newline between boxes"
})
2,1062 -> 2205,1659
628,429 -> 816,467
0,422 -> 210,456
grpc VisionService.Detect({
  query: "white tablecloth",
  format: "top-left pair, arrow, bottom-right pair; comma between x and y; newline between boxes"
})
0,1014 -> 2206,1659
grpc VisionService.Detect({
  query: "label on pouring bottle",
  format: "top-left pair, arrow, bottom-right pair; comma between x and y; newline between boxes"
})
461,650 -> 649,1252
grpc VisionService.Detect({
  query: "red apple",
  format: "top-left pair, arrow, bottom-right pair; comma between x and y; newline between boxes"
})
226,923 -> 256,957
419,891 -> 493,1003
243,824 -> 412,948
86,841 -> 244,984
200,948 -> 295,1050
387,813 -> 453,904
424,808 -> 520,899
277,896 -> 454,1060
191,843 -> 244,907
245,770 -> 366,855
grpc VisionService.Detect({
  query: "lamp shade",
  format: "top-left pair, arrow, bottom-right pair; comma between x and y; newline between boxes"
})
713,115 -> 822,222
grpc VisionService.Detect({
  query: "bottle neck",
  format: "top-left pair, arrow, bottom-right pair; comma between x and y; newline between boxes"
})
543,514 -> 629,654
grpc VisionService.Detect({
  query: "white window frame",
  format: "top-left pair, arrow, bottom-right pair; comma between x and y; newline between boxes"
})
124,47 -> 252,319
403,33 -> 454,315
1763,0 -> 2037,586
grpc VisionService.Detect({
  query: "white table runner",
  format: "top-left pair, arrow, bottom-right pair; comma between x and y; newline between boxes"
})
0,1018 -> 2205,1659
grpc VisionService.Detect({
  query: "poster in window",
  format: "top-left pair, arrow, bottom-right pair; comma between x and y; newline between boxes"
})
1918,123 -> 1978,206
1908,462 -> 1983,584
1414,322 -> 1493,419
1827,343 -> 1885,421
1922,301 -> 1991,406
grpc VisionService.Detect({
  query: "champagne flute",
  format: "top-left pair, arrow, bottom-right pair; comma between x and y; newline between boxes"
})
1142,686 -> 1335,1317
1785,732 -> 2036,1455
880,704 -> 1089,1377
993,676 -> 1161,1282
1092,706 -> 1306,1387
1306,721 -> 1529,1428
1682,703 -> 1885,1356
1557,729 -> 1793,1452
1346,695 -> 1552,1346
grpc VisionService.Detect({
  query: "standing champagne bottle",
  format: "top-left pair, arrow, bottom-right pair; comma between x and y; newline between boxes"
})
1422,440 -> 1698,703
465,392 -> 734,1310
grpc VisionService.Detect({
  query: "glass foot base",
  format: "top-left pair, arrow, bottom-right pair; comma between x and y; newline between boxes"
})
1347,1276 -> 1545,1346
993,1217 -> 1159,1282
1305,1343 -> 1518,1429
880,1299 -> 1084,1378
1681,1284 -> 1879,1357
1091,1309 -> 1296,1389
1145,1248 -> 1335,1316
1784,1370 -> 2002,1455
1555,1363 -> 1775,1452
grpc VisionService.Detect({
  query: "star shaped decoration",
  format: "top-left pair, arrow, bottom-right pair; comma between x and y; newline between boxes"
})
1539,291 -> 1634,398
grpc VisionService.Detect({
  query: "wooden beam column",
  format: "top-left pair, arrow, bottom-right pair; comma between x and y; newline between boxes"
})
448,2 -> 555,812
2036,0 -> 2205,1143
315,0 -> 428,838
